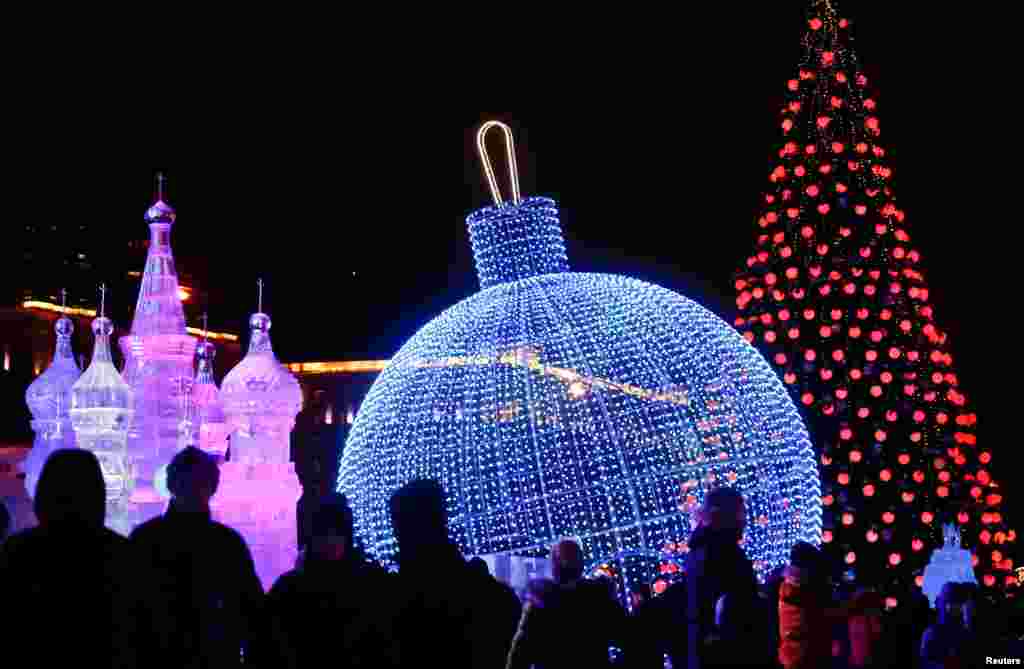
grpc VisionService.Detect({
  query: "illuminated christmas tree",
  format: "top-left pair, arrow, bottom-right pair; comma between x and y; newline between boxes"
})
734,0 -> 1014,596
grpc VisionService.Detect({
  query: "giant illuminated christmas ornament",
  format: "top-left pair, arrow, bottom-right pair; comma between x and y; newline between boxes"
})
120,175 -> 197,523
24,289 -> 81,498
733,0 -> 1014,595
216,280 -> 303,589
340,122 -> 821,590
71,285 -> 135,535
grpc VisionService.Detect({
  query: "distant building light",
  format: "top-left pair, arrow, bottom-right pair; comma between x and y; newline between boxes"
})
325,404 -> 334,425
185,327 -> 239,342
286,361 -> 389,375
128,271 -> 142,278
22,300 -> 238,342
3,347 -> 9,372
22,300 -> 97,318
178,287 -> 192,301
346,408 -> 355,425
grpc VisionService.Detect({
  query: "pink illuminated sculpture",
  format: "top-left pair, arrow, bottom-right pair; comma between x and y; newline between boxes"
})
24,289 -> 81,499
119,175 -> 197,523
192,315 -> 230,461
215,281 -> 303,589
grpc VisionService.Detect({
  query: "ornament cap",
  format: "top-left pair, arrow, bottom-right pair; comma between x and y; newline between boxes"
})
469,122 -> 568,290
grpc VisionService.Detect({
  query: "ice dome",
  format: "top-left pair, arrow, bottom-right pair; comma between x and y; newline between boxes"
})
220,312 -> 303,448
24,312 -> 81,497
340,196 -> 821,581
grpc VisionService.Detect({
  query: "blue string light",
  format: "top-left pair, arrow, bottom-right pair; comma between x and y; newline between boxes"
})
339,195 -> 821,587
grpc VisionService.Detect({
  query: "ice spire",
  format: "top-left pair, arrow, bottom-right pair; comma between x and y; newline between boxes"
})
24,288 -> 82,497
130,172 -> 187,337
192,312 -> 229,459
119,173 -> 198,519
71,284 -> 134,534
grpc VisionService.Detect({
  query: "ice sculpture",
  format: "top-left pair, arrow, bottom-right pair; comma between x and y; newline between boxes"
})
71,286 -> 134,535
216,283 -> 302,589
24,289 -> 81,498
921,523 -> 977,608
119,175 -> 197,521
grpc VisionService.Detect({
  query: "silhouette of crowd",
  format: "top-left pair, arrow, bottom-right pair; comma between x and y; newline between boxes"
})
1,447 -> 1021,667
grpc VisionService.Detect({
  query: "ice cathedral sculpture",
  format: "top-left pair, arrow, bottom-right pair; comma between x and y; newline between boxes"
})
216,282 -> 303,589
921,523 -> 977,608
24,290 -> 81,498
119,176 -> 197,522
70,285 -> 135,535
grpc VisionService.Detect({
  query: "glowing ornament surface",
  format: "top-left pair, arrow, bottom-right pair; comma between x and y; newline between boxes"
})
340,125 -> 821,585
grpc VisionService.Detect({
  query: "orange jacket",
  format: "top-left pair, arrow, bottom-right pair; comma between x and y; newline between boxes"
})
778,567 -> 844,669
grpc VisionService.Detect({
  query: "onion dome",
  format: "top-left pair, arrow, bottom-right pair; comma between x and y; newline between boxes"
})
221,284 -> 302,443
72,317 -> 132,413
26,303 -> 81,423
193,338 -> 225,426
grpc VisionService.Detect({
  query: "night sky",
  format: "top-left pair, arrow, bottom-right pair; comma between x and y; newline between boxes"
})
9,4 -> 1011,474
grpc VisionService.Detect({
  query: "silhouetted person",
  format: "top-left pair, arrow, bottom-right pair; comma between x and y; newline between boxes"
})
390,479 -> 520,669
846,587 -> 883,668
686,487 -> 766,669
265,494 -> 399,667
629,582 -> 650,613
468,555 -> 490,578
130,446 -> 263,668
0,449 -> 138,667
468,554 -> 523,665
506,539 -> 629,669
295,454 -> 328,556
0,498 -> 10,543
921,582 -> 974,669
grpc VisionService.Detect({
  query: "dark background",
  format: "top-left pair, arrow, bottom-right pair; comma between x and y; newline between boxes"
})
5,4 -> 1012,503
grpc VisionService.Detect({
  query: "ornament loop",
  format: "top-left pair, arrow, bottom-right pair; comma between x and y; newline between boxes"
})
476,120 -> 522,207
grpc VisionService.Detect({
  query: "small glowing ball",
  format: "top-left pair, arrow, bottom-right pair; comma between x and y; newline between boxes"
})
340,196 -> 821,578
154,464 -> 170,499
